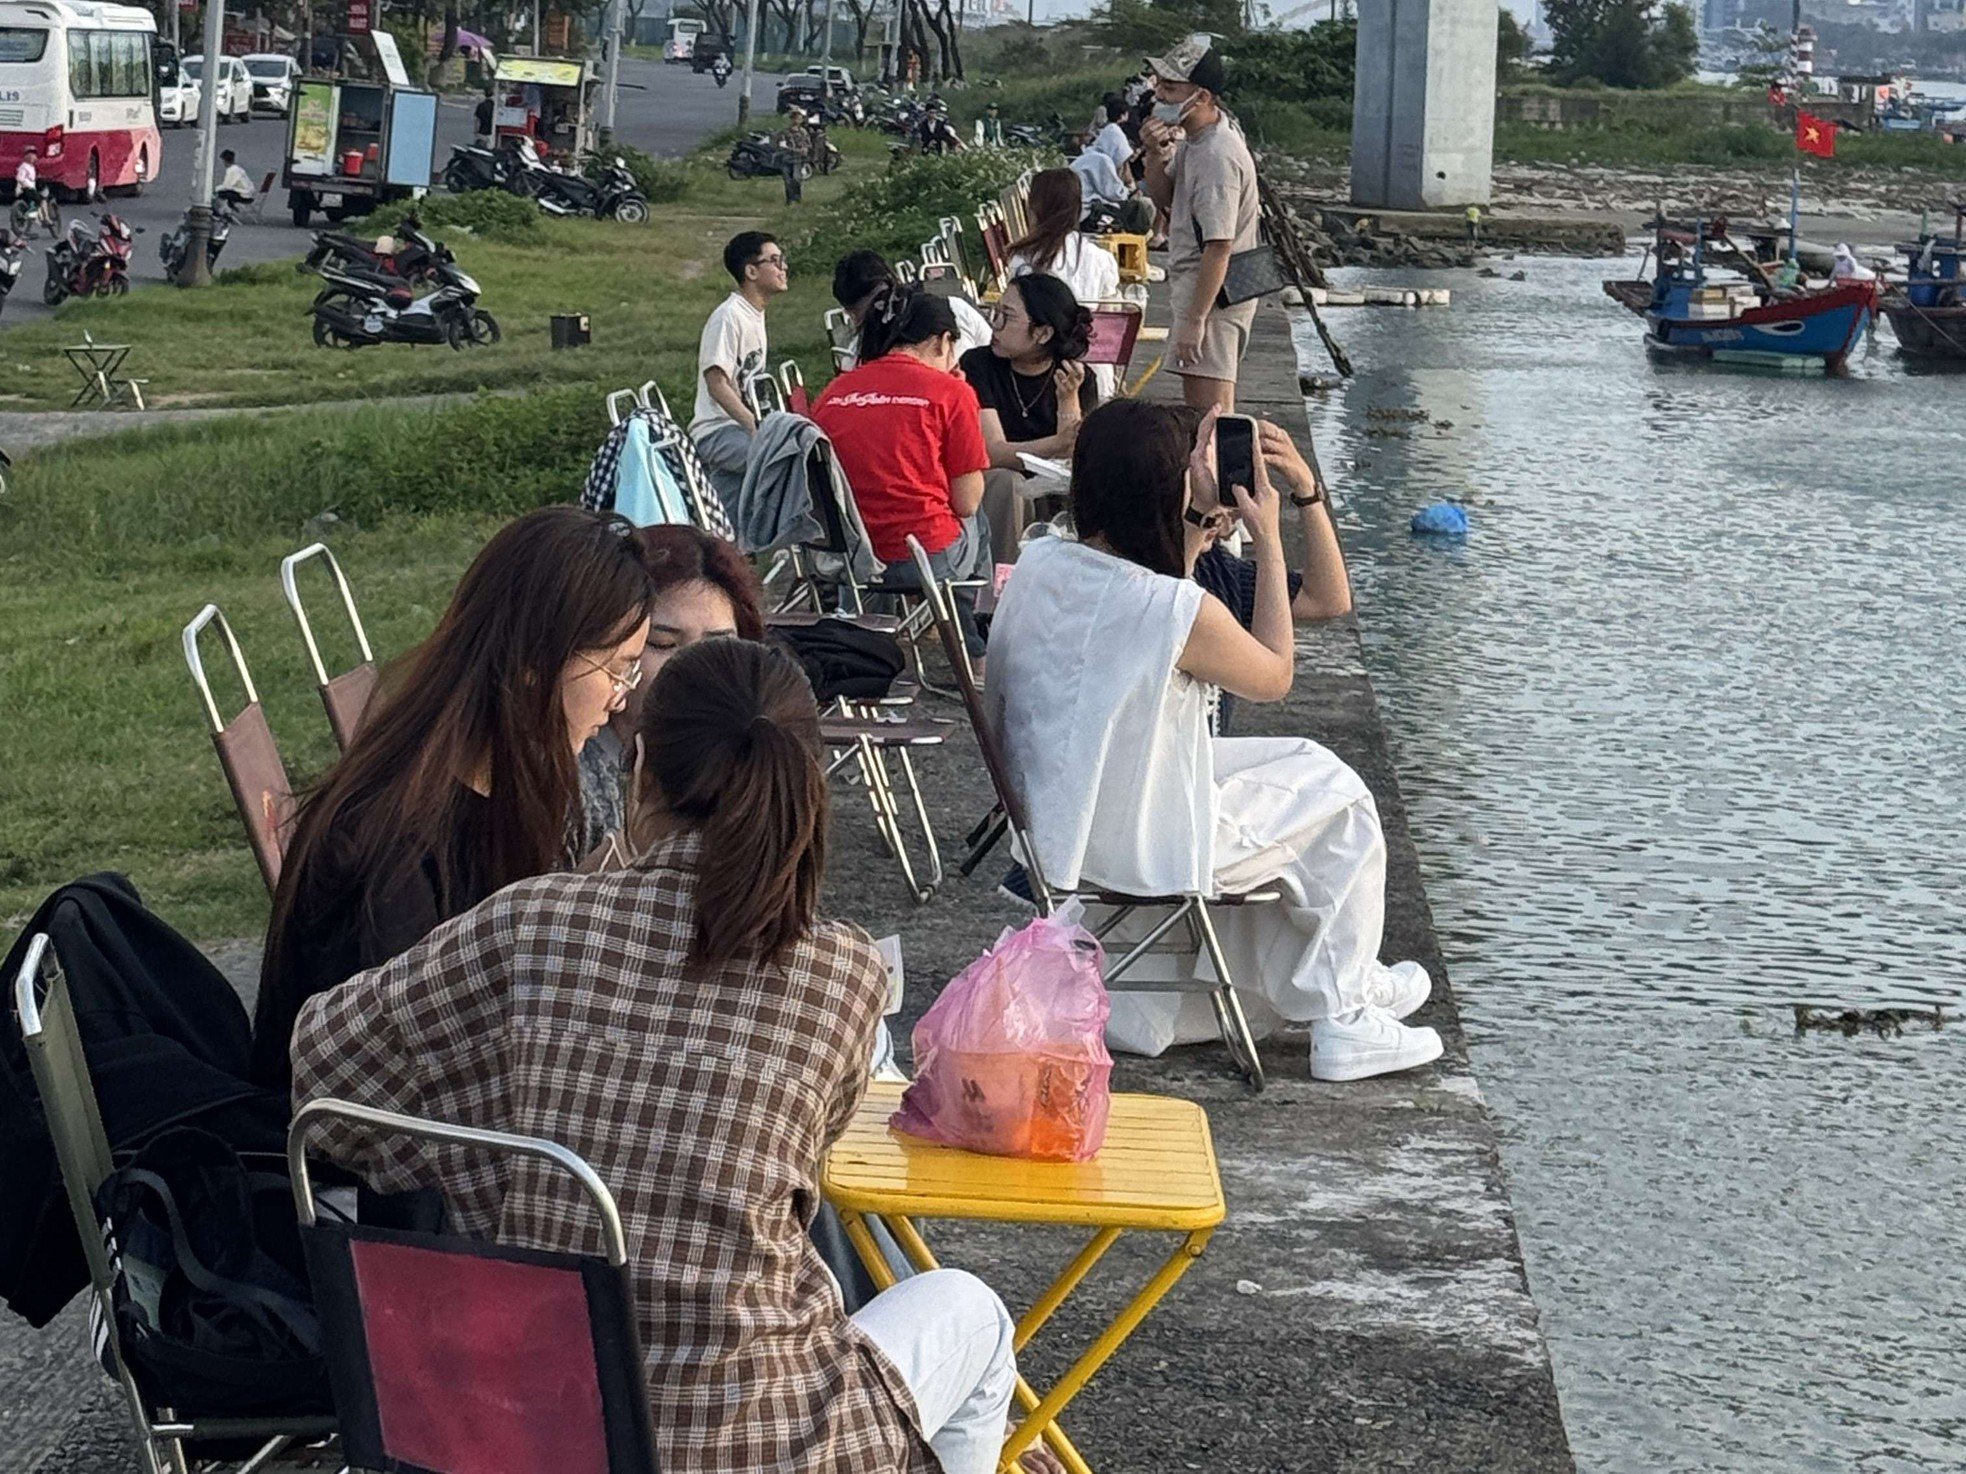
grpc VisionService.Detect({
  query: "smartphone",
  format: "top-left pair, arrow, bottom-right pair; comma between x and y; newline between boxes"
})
1214,414 -> 1257,501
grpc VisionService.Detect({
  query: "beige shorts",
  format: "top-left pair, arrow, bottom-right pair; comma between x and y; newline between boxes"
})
1168,282 -> 1256,382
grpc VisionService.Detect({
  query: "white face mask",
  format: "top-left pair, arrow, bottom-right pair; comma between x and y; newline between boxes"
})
1152,93 -> 1196,126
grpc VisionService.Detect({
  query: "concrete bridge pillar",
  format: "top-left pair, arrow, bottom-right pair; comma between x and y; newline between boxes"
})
1350,0 -> 1498,210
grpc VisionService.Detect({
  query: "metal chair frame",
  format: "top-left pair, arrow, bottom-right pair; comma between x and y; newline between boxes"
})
905,537 -> 1269,1090
183,603 -> 295,894
280,543 -> 377,752
745,368 -> 787,419
13,936 -> 337,1474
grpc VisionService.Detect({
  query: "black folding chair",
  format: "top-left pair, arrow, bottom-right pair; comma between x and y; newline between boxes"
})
289,1099 -> 659,1474
280,543 -> 378,753
12,935 -> 337,1474
906,537 -> 1270,1091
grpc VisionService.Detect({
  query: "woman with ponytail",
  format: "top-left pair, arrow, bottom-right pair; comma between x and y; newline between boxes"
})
811,282 -> 993,661
290,639 -> 1022,1474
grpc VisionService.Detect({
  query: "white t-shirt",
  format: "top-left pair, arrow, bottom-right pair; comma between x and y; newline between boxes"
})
1008,233 -> 1121,308
987,535 -> 1214,896
690,291 -> 768,437
219,163 -> 253,197
14,160 -> 35,192
1093,121 -> 1133,175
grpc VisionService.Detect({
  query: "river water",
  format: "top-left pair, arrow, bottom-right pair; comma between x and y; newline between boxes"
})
1296,256 -> 1966,1472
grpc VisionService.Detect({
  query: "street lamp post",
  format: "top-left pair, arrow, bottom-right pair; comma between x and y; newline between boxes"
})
177,0 -> 225,286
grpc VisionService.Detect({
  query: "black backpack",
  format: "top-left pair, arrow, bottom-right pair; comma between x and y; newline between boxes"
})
95,1126 -> 334,1418
772,620 -> 906,702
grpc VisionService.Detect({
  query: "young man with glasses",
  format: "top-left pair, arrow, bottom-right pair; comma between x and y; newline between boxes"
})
690,232 -> 789,514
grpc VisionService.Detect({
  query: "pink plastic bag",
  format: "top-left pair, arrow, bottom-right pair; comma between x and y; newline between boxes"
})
890,909 -> 1113,1162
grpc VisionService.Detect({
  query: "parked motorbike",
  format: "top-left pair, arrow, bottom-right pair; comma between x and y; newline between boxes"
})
301,219 -> 448,287
816,92 -> 864,128
873,95 -> 927,136
308,260 -> 496,350
0,229 -> 25,316
441,140 -> 526,196
1004,112 -> 1069,149
510,150 -> 650,224
10,184 -> 61,239
43,212 -> 138,305
159,197 -> 238,280
726,134 -> 811,183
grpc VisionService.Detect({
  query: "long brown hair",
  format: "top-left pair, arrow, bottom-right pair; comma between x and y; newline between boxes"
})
267,506 -> 655,961
638,640 -> 827,969
1071,399 -> 1190,578
1005,168 -> 1083,275
634,524 -> 767,639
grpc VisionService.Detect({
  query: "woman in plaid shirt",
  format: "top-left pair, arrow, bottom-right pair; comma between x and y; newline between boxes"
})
293,639 -> 1019,1474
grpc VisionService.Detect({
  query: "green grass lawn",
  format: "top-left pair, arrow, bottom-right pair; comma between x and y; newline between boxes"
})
0,130 -> 892,411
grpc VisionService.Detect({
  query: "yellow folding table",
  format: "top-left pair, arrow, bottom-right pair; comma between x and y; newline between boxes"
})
824,1081 -> 1225,1474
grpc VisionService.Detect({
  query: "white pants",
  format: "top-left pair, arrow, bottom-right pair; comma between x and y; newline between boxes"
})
852,1268 -> 1018,1474
1103,736 -> 1413,1055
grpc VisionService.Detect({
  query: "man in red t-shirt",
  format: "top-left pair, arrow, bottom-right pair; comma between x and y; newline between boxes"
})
812,290 -> 993,659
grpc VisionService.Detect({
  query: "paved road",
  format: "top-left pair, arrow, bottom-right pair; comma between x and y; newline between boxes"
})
2,56 -> 792,327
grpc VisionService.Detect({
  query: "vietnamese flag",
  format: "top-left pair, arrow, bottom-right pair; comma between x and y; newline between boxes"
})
1796,111 -> 1837,158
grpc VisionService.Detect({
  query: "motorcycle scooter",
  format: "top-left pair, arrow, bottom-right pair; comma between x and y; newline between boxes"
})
309,259 -> 497,350
159,196 -> 239,280
44,212 -> 139,305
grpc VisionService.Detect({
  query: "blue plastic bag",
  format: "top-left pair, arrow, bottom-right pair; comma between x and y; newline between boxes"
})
1410,502 -> 1469,537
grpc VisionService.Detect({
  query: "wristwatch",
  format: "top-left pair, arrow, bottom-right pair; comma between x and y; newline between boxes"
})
1289,484 -> 1326,509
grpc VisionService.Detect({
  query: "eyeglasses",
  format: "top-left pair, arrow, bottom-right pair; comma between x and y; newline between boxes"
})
577,653 -> 645,703
754,253 -> 789,270
984,303 -> 1025,329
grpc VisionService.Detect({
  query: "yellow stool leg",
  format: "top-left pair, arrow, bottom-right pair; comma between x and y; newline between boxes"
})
998,1229 -> 1215,1469
1014,1227 -> 1121,1353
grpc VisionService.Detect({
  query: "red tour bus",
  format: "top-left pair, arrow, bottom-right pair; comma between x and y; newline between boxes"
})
0,0 -> 160,200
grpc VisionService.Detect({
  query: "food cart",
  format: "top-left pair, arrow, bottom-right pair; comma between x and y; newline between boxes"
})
490,55 -> 598,163
284,33 -> 440,227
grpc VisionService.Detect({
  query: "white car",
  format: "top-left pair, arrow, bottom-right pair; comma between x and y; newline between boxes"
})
182,55 -> 253,124
158,77 -> 202,128
242,54 -> 299,115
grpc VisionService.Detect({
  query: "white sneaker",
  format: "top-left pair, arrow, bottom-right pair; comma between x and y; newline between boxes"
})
1361,960 -> 1432,1019
1311,1008 -> 1444,1083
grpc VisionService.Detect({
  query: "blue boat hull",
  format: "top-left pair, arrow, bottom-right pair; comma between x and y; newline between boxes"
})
1643,284 -> 1878,371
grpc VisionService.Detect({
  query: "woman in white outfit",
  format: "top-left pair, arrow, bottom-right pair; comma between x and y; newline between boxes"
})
986,400 -> 1442,1082
1006,168 -> 1122,400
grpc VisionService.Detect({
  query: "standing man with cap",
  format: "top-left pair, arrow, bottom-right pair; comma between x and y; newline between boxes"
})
1139,35 -> 1261,412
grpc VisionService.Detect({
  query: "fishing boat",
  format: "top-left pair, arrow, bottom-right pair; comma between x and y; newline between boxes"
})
1603,219 -> 1876,374
1881,206 -> 1966,360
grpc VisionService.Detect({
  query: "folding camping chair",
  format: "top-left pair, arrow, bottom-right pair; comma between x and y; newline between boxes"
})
905,537 -> 1270,1090
745,368 -> 787,419
778,360 -> 810,414
247,169 -> 279,223
280,543 -> 377,752
917,260 -> 965,298
824,307 -> 857,371
634,378 -> 673,420
13,935 -> 337,1474
289,1100 -> 658,1474
1083,303 -> 1146,392
183,604 -> 295,894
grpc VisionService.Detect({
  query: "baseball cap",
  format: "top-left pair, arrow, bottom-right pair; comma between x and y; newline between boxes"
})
1147,33 -> 1227,94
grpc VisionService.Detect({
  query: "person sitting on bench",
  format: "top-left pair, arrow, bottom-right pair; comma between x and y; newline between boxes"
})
292,639 -> 1021,1474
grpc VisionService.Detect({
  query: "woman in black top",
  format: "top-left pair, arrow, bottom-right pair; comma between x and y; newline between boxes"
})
960,273 -> 1098,558
251,506 -> 656,1090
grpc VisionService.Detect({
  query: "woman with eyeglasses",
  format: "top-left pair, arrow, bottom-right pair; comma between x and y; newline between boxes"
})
986,401 -> 1442,1085
252,506 -> 655,1092
576,524 -> 769,861
962,273 -> 1097,558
